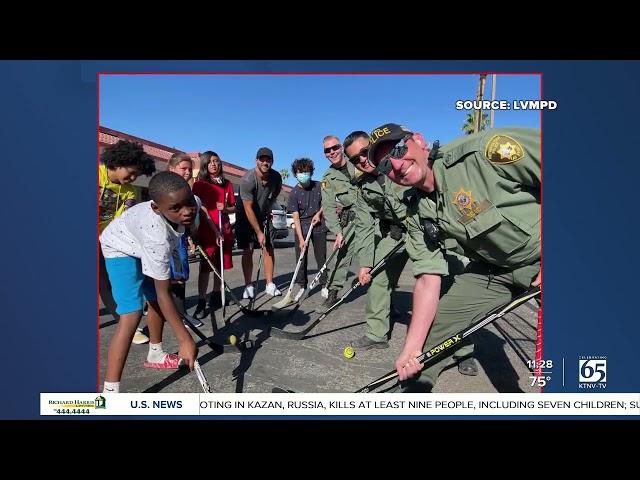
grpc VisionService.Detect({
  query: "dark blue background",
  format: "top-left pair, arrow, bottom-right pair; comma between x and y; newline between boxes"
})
1,61 -> 637,419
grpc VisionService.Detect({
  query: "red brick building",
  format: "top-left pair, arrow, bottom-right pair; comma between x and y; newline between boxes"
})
99,126 -> 291,205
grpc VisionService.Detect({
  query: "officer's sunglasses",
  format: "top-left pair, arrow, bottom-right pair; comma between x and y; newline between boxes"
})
368,134 -> 413,174
347,146 -> 369,165
323,144 -> 342,154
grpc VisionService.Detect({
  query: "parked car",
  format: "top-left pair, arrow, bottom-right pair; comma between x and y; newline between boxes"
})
286,213 -> 294,229
270,202 -> 289,240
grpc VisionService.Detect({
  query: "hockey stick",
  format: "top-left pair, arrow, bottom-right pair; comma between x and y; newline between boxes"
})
248,216 -> 271,311
286,222 -> 355,317
196,245 -> 271,317
272,286 -> 541,393
250,246 -> 264,311
272,225 -> 314,310
219,207 -> 226,323
193,360 -> 211,393
354,286 -> 542,393
175,296 -> 243,353
270,240 -> 405,340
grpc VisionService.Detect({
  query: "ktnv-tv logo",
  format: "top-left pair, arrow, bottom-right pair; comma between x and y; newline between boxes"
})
131,399 -> 183,409
579,356 -> 607,389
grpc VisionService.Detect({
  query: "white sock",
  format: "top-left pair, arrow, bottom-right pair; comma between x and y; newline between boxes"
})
103,381 -> 120,393
147,342 -> 166,363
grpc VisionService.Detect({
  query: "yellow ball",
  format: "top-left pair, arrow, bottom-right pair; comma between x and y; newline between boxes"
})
229,335 -> 237,345
343,346 -> 355,359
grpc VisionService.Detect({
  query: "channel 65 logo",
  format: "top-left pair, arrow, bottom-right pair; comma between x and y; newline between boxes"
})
578,356 -> 607,389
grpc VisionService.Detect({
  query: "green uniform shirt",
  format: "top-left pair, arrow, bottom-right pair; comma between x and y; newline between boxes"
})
321,161 -> 358,235
355,172 -> 411,267
407,127 -> 541,276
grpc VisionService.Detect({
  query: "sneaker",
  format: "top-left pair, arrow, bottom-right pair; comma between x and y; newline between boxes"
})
321,287 -> 329,299
184,317 -> 204,328
349,335 -> 389,350
243,285 -> 255,299
132,328 -> 149,345
294,286 -> 306,302
143,353 -> 184,369
457,356 -> 479,376
265,282 -> 282,297
193,299 -> 207,320
209,291 -> 222,309
319,289 -> 338,313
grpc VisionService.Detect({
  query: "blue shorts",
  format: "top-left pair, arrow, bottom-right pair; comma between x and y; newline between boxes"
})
104,256 -> 157,315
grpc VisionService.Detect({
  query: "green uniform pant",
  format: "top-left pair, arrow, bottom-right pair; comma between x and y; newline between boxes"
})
403,261 -> 539,391
364,234 -> 408,342
326,224 -> 356,291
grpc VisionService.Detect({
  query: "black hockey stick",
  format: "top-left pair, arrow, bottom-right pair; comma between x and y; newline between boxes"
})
248,217 -> 271,311
354,286 -> 542,393
196,245 -> 271,318
176,299 -> 242,353
272,286 -> 540,393
271,387 -> 295,393
249,246 -> 264,311
270,240 -> 405,340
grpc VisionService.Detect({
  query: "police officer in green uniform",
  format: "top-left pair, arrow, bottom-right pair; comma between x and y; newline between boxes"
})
319,135 -> 360,313
367,123 -> 541,391
345,132 -> 473,372
344,130 -> 410,350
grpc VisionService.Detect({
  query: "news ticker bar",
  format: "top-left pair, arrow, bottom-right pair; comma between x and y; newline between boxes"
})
41,393 -> 640,416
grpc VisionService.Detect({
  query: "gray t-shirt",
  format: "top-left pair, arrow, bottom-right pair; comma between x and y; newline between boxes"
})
238,168 -> 283,222
287,180 -> 326,232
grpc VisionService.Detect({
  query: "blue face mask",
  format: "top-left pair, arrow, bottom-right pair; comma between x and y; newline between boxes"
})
296,172 -> 311,185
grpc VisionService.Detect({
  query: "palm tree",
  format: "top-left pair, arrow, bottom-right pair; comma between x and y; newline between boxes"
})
279,168 -> 290,182
462,112 -> 489,135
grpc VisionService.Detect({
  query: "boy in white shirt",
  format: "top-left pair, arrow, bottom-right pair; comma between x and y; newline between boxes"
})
100,171 -> 205,393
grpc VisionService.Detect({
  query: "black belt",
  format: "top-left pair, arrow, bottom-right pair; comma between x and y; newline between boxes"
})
380,219 -> 406,241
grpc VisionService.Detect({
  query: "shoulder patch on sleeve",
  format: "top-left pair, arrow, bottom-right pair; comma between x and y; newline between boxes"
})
484,135 -> 525,164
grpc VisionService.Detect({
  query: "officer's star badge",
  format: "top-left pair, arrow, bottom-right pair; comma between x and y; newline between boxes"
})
497,142 -> 518,161
452,187 -> 473,210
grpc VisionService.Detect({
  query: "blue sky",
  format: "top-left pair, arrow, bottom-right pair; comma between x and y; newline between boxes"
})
100,74 -> 540,185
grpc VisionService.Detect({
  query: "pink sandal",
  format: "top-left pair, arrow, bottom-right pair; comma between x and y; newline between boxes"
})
144,353 -> 184,369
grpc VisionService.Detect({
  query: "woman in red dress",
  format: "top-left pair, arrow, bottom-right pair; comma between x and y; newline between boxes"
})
192,151 -> 236,319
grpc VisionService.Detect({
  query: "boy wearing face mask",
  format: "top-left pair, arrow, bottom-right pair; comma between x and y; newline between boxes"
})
287,158 -> 326,301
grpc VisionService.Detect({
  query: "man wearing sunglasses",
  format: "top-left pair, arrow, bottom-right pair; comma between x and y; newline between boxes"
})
343,131 -> 411,351
344,131 -> 471,368
319,135 -> 360,313
367,123 -> 541,392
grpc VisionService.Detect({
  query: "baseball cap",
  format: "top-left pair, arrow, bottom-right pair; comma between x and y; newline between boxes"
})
256,147 -> 274,159
367,123 -> 413,166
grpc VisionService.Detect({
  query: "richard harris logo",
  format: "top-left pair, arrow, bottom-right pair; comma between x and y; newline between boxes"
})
46,396 -> 106,414
579,356 -> 607,389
